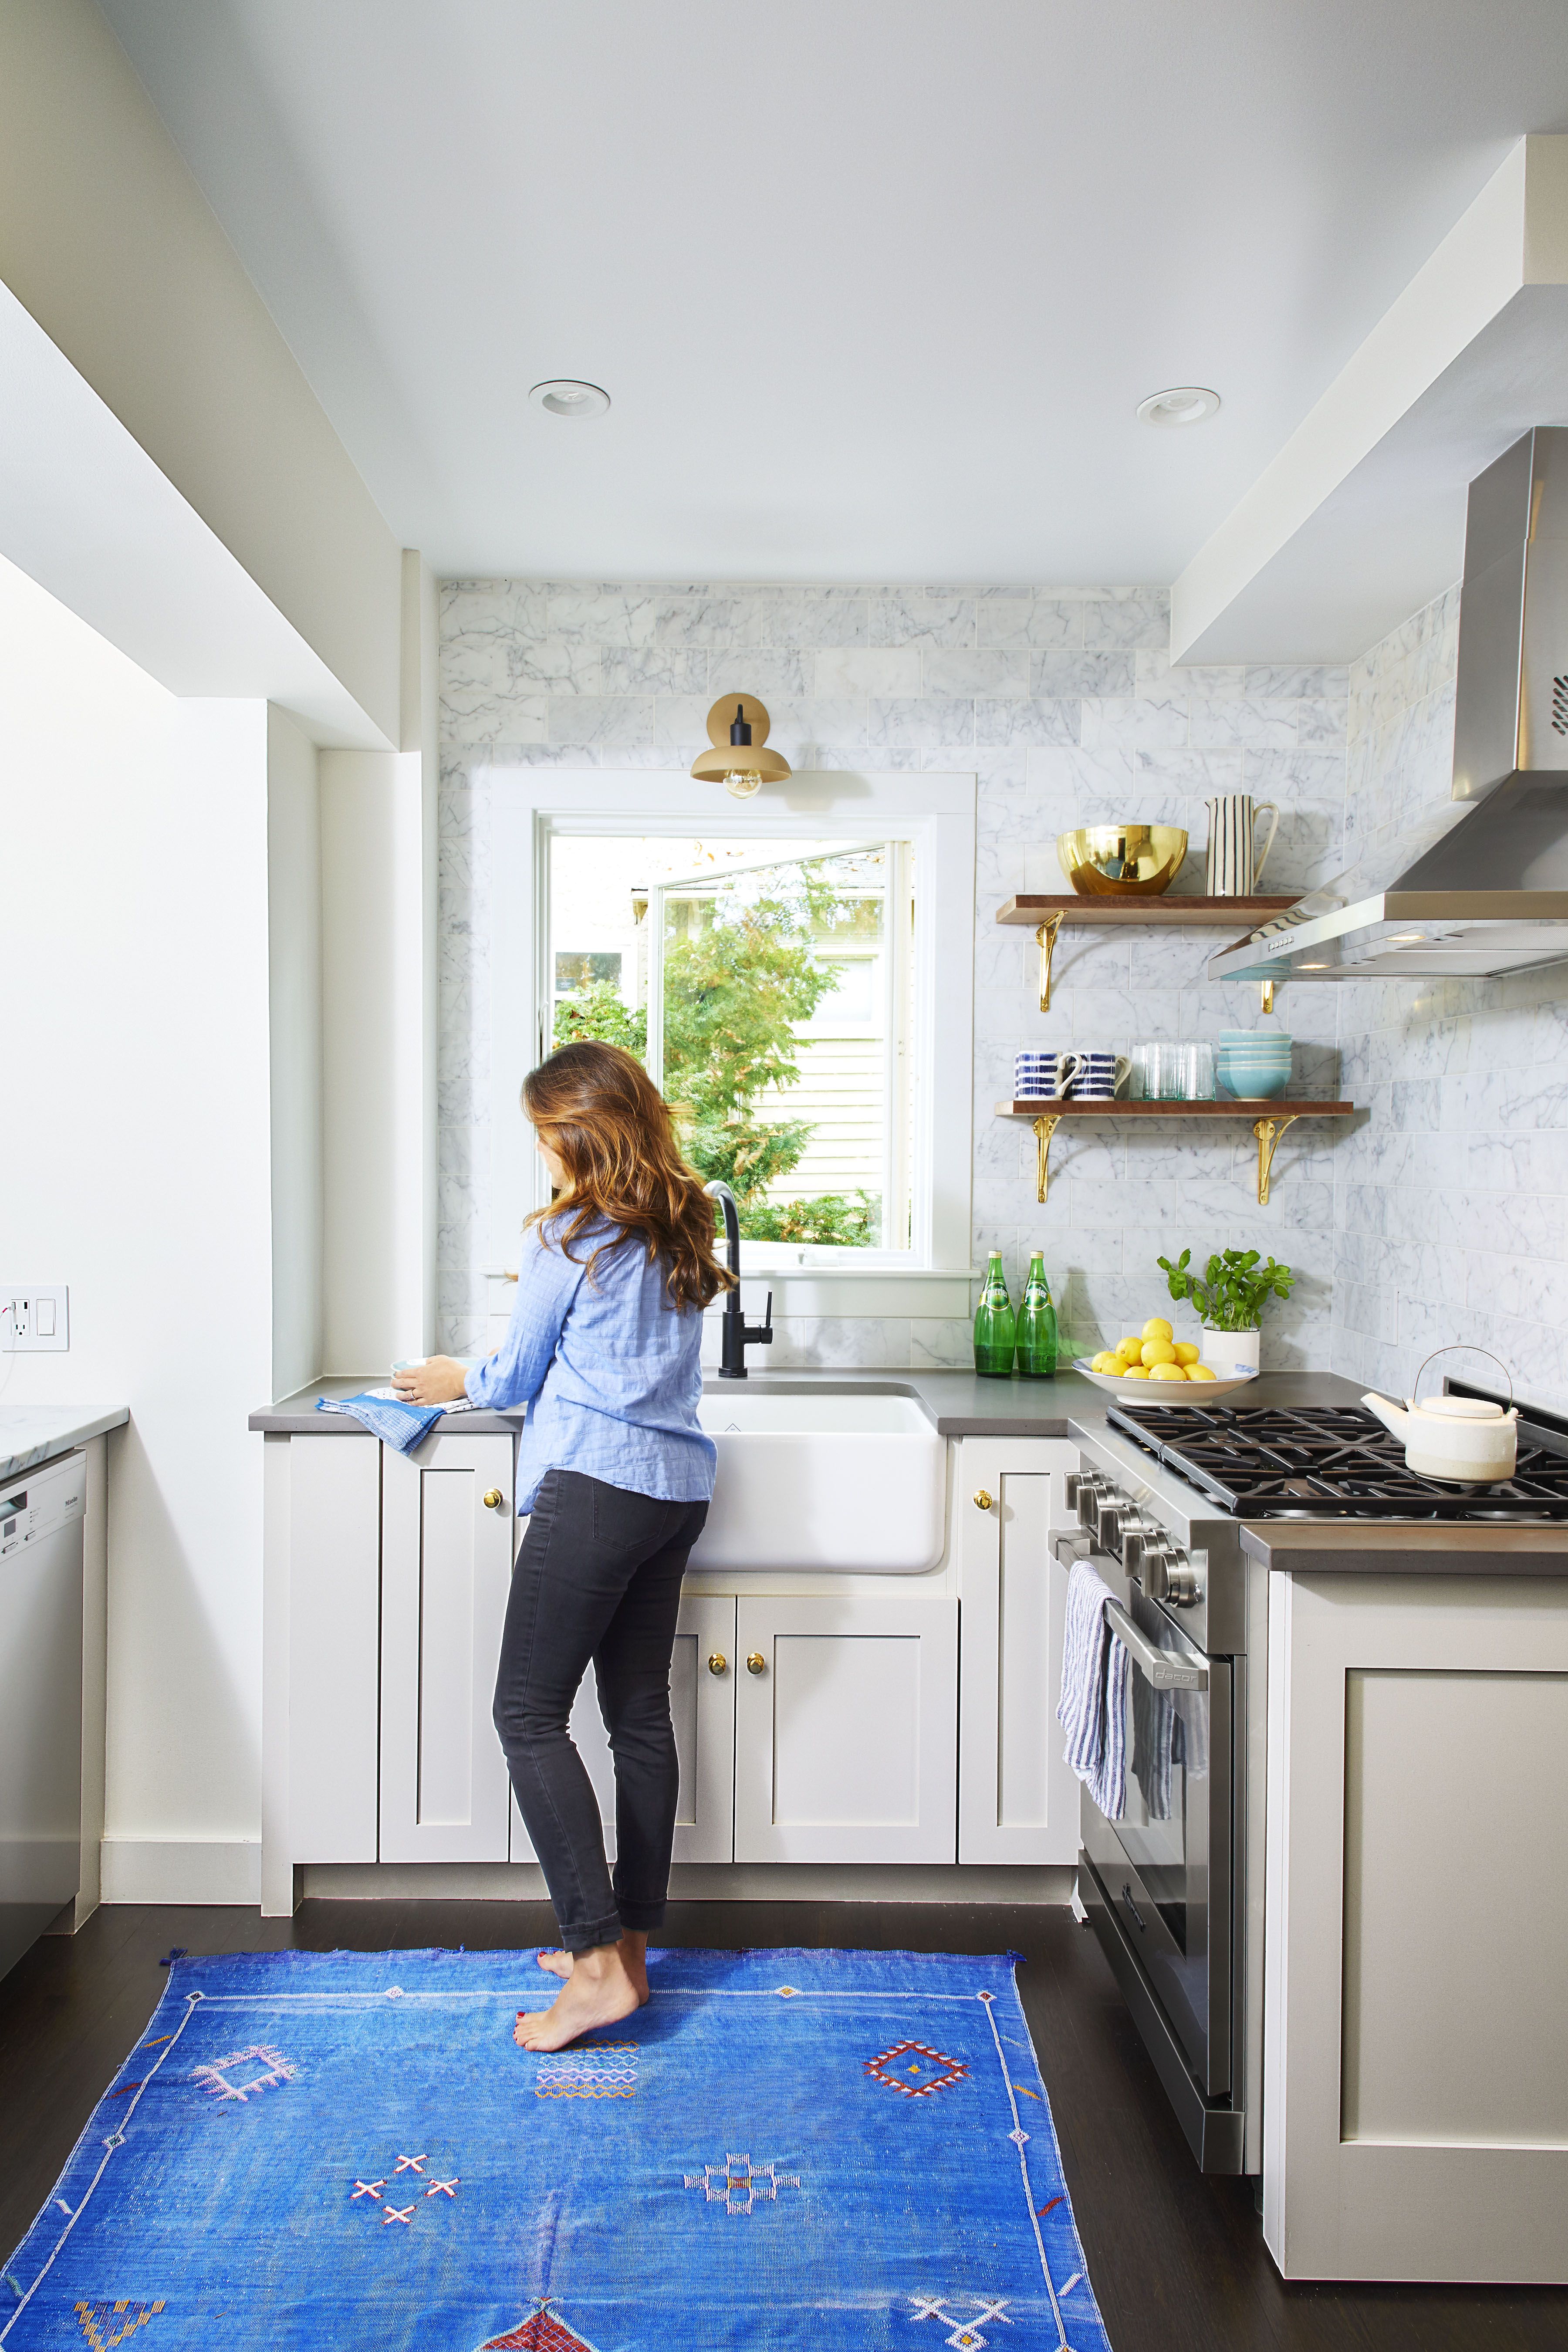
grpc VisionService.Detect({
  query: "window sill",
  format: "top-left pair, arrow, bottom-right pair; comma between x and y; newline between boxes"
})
481,1264 -> 980,1320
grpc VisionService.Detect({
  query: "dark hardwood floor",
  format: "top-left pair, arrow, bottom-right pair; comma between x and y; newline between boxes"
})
2,1898 -> 1562,2351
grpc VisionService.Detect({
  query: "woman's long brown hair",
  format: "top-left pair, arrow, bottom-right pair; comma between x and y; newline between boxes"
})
522,1040 -> 735,1312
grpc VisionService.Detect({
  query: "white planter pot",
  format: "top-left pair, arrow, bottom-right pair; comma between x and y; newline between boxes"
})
1203,1325 -> 1260,1379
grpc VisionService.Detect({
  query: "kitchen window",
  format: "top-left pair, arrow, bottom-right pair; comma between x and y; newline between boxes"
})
488,770 -> 975,1288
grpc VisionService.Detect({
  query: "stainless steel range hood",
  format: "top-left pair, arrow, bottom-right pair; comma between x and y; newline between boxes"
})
1209,427 -> 1568,986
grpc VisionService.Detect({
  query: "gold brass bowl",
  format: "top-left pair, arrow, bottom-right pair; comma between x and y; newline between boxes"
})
1057,824 -> 1189,896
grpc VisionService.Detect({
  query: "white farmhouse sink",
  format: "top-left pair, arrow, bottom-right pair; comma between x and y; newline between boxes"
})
690,1387 -> 946,1573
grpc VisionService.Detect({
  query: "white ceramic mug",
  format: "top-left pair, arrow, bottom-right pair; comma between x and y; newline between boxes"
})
1204,794 -> 1281,896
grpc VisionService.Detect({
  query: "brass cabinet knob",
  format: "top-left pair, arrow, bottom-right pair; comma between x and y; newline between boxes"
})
973,1489 -> 994,1512
483,1488 -> 505,1511
707,1652 -> 728,1676
746,1652 -> 767,1676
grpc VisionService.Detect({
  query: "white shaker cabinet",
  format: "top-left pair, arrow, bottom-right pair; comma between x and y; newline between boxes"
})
955,1438 -> 1082,1866
733,1595 -> 959,1863
379,1433 -> 516,1863
261,1419 -> 1073,1912
509,1594 -> 738,1866
261,1430 -> 383,1909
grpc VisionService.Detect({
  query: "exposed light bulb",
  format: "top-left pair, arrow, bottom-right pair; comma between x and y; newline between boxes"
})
723,770 -> 763,800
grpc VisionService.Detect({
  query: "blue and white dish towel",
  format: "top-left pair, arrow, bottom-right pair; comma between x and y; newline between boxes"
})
315,1388 -> 466,1453
1056,1558 -> 1128,1818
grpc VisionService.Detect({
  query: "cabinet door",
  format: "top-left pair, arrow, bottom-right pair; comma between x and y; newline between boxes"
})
283,1434 -> 382,1864
380,1434 -> 515,1862
957,1439 -> 1083,1865
733,1595 -> 958,1864
509,1595 -> 737,1868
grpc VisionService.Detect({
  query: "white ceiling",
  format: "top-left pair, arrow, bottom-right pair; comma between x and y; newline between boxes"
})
96,0 -> 1568,585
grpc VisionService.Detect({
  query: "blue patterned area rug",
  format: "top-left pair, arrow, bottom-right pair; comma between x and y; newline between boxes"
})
1,1946 -> 1110,2352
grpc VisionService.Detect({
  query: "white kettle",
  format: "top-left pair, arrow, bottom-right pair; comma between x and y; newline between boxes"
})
1362,1350 -> 1518,1484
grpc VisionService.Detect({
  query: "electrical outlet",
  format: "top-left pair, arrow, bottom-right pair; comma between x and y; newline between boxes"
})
1,1287 -> 69,1351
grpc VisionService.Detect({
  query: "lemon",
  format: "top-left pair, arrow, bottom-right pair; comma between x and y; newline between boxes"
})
1122,1363 -> 1151,1379
1141,1316 -> 1174,1344
1141,1338 -> 1176,1366
1118,1335 -> 1143,1359
1173,1341 -> 1200,1365
1090,1351 -> 1118,1373
1148,1359 -> 1186,1381
1186,1362 -> 1217,1382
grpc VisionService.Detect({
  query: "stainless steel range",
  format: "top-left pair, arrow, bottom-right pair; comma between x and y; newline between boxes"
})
1061,1397 -> 1568,2180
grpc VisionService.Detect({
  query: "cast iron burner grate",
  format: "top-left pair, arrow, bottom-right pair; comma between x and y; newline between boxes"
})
1105,1402 -> 1568,1519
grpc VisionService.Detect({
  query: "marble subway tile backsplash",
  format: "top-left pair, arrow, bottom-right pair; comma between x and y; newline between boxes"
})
1328,583 -> 1568,1412
439,578 -> 1350,1370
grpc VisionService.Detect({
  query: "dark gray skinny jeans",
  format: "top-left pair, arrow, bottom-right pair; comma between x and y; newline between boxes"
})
493,1467 -> 709,1953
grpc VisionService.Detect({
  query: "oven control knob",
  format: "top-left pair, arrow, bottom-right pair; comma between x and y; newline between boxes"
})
1165,1556 -> 1202,1606
1140,1544 -> 1200,1605
1120,1521 -> 1156,1573
1075,1475 -> 1108,1531
1131,1536 -> 1169,1591
1095,1497 -> 1132,1551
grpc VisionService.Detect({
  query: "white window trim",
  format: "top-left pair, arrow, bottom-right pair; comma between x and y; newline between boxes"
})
488,767 -> 976,1312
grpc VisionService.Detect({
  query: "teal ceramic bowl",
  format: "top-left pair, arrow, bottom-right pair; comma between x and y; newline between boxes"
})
1215,1053 -> 1291,1100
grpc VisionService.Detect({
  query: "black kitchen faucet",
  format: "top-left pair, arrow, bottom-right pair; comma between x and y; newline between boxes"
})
705,1179 -> 774,1379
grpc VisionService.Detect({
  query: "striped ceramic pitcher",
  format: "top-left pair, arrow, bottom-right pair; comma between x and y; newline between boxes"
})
1203,794 -> 1281,896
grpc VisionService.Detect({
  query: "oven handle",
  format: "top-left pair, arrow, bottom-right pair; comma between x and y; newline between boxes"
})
1104,1598 -> 1208,1691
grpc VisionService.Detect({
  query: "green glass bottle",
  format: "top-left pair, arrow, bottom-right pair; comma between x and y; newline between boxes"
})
973,1251 -> 1017,1378
1017,1250 -> 1059,1378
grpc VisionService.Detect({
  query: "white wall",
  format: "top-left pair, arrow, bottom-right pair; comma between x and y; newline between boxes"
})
315,551 -> 440,1373
0,554 -> 274,1876
267,706 -> 323,1396
0,0 -> 403,745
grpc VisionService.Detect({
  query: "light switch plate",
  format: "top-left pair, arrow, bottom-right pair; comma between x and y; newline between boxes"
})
1,1287 -> 69,1351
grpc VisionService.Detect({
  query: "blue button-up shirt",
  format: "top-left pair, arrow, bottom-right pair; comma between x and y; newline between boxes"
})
464,1215 -> 716,1514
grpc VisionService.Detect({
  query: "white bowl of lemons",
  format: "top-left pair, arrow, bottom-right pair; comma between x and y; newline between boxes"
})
1073,1318 -> 1257,1402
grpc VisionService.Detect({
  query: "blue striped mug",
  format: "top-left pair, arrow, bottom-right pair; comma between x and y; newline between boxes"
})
1073,1052 -> 1131,1101
1014,1050 -> 1081,1099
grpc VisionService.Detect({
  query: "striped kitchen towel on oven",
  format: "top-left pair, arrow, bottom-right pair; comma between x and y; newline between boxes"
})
1056,1558 -> 1128,1818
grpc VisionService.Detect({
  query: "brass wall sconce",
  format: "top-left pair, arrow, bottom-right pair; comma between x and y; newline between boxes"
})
691,695 -> 791,801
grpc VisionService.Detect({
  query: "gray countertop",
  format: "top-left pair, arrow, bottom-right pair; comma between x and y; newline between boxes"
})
249,1367 -> 1568,1571
250,1361 -> 1264,1439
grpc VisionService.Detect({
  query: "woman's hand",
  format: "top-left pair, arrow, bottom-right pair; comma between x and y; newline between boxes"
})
392,1356 -> 471,1406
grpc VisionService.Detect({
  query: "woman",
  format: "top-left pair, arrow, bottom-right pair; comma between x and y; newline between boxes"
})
393,1040 -> 730,2050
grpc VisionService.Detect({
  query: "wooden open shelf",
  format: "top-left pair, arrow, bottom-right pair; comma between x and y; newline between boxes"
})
995,1098 -> 1353,1118
996,893 -> 1296,926
994,1097 -> 1357,1207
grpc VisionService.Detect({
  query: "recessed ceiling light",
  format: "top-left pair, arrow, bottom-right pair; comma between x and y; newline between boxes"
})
1136,386 -> 1221,428
530,379 -> 611,418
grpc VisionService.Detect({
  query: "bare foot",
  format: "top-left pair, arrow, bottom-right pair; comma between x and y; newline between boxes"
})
515,1943 -> 645,2051
535,1948 -> 573,1982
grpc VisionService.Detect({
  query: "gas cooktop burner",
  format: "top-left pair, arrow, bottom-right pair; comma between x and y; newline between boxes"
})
1105,1402 -> 1568,1520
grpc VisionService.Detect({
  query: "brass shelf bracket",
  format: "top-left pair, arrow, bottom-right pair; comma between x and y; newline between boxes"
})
1035,912 -> 1065,1013
1032,1112 -> 1061,1204
1260,978 -> 1274,1015
1253,1114 -> 1300,1206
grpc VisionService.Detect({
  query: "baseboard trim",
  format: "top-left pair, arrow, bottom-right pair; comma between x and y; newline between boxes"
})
302,1861 -> 1077,1906
101,1839 -> 262,1906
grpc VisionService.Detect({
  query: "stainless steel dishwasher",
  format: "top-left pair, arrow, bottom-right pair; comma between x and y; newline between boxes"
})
0,1447 -> 84,1980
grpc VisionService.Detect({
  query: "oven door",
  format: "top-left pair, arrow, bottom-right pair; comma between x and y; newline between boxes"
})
1081,1590 -> 1232,2096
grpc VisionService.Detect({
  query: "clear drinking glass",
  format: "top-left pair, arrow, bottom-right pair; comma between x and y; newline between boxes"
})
1130,1041 -> 1215,1100
1175,1042 -> 1216,1100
